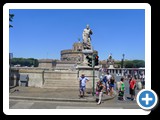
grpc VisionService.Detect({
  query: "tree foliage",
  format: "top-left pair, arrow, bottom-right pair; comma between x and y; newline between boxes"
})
9,14 -> 14,28
124,60 -> 145,68
11,58 -> 39,67
114,61 -> 121,68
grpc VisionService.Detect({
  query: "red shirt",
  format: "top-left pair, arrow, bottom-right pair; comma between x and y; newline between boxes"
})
130,79 -> 136,89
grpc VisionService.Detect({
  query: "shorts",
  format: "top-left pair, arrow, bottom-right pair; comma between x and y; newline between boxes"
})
80,86 -> 86,92
110,83 -> 114,88
118,91 -> 124,97
130,88 -> 135,95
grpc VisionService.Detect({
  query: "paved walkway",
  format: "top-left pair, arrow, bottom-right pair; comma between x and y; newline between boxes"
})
9,86 -> 117,102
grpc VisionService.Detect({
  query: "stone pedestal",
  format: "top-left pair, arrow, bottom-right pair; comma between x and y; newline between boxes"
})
108,64 -> 114,69
82,49 -> 93,66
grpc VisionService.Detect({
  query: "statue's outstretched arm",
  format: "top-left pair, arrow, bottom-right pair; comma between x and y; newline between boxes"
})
90,30 -> 93,35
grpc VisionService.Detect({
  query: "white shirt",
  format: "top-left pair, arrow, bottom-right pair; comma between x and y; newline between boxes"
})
79,77 -> 89,86
106,74 -> 112,81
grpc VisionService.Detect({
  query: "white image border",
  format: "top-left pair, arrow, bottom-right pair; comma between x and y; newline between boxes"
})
3,3 -> 151,115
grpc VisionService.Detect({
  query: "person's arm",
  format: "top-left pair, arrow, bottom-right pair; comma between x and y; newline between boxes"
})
90,29 -> 93,35
86,77 -> 89,82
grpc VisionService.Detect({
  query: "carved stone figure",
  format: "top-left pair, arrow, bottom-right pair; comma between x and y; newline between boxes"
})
82,24 -> 93,49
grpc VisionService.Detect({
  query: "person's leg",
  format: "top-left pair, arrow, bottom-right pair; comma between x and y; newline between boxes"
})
82,86 -> 85,97
130,88 -> 133,99
122,91 -> 126,100
131,89 -> 136,100
105,83 -> 108,95
110,87 -> 113,96
97,92 -> 103,105
79,86 -> 82,97
133,88 -> 136,100
107,83 -> 110,95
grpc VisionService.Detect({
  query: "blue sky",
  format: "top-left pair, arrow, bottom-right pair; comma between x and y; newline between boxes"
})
9,9 -> 145,61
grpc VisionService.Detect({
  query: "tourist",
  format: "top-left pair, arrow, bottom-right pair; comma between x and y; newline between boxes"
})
106,72 -> 112,82
79,74 -> 89,98
118,77 -> 126,101
109,75 -> 116,97
102,74 -> 109,95
96,80 -> 106,105
141,73 -> 145,89
129,76 -> 136,100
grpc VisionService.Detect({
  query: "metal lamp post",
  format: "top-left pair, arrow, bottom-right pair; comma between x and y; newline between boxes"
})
122,54 -> 125,68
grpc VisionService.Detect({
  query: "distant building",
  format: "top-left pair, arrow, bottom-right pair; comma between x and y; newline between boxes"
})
61,42 -> 97,62
38,41 -> 98,69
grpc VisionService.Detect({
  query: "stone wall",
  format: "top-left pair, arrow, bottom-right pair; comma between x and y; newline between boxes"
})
19,69 -> 44,87
10,67 -> 100,91
9,69 -> 20,88
13,68 -> 78,89
43,71 -> 78,89
38,59 -> 53,68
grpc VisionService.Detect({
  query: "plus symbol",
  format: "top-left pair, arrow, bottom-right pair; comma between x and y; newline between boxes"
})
142,93 -> 153,105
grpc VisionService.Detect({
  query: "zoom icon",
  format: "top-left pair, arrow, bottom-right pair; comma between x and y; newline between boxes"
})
137,89 -> 158,110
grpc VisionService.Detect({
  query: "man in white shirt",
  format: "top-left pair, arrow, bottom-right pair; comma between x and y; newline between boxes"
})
79,74 -> 89,98
104,72 -> 112,95
106,72 -> 112,82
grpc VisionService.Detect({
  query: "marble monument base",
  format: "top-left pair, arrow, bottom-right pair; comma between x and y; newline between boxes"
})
82,49 -> 93,66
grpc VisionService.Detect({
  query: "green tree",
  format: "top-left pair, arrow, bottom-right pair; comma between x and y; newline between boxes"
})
132,60 -> 145,68
114,61 -> 121,68
124,60 -> 134,68
11,58 -> 39,67
124,60 -> 145,68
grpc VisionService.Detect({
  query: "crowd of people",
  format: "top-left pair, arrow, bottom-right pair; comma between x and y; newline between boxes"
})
78,72 -> 145,105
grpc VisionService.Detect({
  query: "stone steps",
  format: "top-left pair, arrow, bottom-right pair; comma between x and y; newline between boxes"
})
42,86 -> 79,89
44,82 -> 79,85
43,84 -> 79,88
44,79 -> 78,82
44,78 -> 77,80
43,78 -> 79,88
44,81 -> 79,85
44,84 -> 79,87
